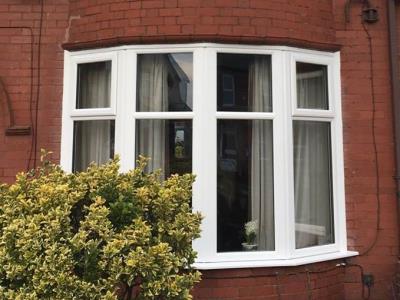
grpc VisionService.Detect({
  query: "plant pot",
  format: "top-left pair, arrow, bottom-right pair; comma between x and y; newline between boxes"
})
241,243 -> 258,251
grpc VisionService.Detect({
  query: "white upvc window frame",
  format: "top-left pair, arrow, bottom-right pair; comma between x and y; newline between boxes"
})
288,52 -> 346,259
61,43 -> 357,270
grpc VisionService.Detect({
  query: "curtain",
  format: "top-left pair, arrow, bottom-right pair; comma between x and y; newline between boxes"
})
136,55 -> 169,174
74,120 -> 113,172
294,72 -> 333,248
249,56 -> 275,250
297,70 -> 328,109
78,62 -> 111,108
74,62 -> 113,172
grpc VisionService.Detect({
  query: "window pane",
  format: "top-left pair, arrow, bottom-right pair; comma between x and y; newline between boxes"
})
76,61 -> 111,109
293,121 -> 334,248
296,62 -> 328,110
217,120 -> 274,252
73,120 -> 115,172
217,54 -> 272,112
136,53 -> 193,112
136,119 -> 192,176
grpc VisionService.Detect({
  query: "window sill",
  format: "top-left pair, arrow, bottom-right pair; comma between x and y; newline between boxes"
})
193,250 -> 358,270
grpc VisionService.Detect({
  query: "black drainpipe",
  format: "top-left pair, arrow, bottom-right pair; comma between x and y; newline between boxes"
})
388,0 -> 400,245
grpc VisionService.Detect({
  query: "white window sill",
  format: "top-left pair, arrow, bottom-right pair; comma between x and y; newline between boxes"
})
193,251 -> 358,270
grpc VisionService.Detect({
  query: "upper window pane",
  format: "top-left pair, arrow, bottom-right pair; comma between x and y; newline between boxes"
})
76,61 -> 111,109
217,54 -> 272,112
136,53 -> 193,112
296,62 -> 329,110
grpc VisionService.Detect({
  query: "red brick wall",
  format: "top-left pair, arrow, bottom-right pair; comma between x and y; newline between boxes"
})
0,26 -> 32,181
193,261 -> 346,300
335,1 -> 399,299
0,0 -> 69,182
0,1 -> 399,299
66,0 -> 336,49
397,6 -> 400,82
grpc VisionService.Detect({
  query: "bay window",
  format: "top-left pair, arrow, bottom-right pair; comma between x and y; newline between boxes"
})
61,44 -> 356,269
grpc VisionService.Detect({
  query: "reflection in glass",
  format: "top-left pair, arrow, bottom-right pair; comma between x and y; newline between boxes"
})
136,119 -> 192,176
76,61 -> 111,109
296,62 -> 329,110
293,121 -> 334,248
73,120 -> 115,172
136,53 -> 193,112
217,120 -> 274,252
217,53 -> 272,112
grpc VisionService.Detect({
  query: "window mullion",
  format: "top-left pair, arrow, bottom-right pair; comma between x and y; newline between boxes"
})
192,47 -> 217,262
332,52 -> 347,252
60,51 -> 74,172
115,50 -> 136,172
287,51 -> 297,258
215,112 -> 275,120
133,112 -> 195,119
274,51 -> 295,259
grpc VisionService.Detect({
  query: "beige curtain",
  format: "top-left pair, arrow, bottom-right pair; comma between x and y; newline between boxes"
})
297,69 -> 328,109
294,70 -> 333,249
77,62 -> 111,108
249,56 -> 275,250
74,62 -> 112,172
74,121 -> 113,172
136,55 -> 169,174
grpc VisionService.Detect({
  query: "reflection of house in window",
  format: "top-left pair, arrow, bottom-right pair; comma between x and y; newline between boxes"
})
219,126 -> 238,173
166,54 -> 192,111
220,128 -> 237,157
174,123 -> 187,159
218,54 -> 262,112
217,120 -> 252,252
168,120 -> 192,175
222,73 -> 235,107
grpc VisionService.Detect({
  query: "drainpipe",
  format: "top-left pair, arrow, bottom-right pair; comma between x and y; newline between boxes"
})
388,0 -> 400,247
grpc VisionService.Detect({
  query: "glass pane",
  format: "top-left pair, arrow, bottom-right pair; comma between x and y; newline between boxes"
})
217,54 -> 272,112
135,119 -> 192,176
296,62 -> 329,110
76,61 -> 111,109
136,53 -> 193,112
293,121 -> 334,249
73,120 -> 115,172
217,120 -> 274,252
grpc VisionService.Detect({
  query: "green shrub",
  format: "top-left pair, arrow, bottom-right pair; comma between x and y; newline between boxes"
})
0,153 -> 202,300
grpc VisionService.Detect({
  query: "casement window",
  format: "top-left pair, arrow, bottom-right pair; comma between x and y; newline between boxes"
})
61,44 -> 357,269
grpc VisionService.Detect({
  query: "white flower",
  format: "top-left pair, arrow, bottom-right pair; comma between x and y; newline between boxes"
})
244,220 -> 258,236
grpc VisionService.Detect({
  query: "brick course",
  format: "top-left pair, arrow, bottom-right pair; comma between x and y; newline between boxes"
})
0,0 -> 399,299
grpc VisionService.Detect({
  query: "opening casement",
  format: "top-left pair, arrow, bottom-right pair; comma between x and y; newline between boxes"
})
61,44 -> 357,269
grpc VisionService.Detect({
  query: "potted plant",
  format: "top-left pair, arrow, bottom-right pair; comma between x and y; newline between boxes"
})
242,220 -> 258,251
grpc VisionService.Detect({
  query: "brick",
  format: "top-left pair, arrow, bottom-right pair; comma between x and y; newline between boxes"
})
142,1 -> 164,9
9,5 -> 31,13
159,8 -> 181,16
